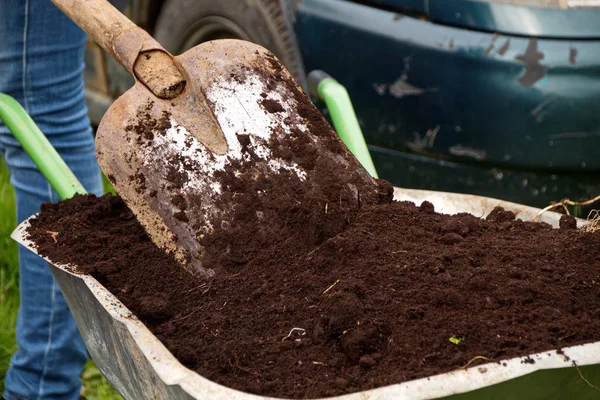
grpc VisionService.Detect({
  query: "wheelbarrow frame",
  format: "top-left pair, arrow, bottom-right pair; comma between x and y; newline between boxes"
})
11,187 -> 600,400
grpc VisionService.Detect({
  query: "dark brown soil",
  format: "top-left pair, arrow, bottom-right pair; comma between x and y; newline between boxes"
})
25,49 -> 600,399
28,194 -> 600,399
111,51 -> 389,277
260,98 -> 285,113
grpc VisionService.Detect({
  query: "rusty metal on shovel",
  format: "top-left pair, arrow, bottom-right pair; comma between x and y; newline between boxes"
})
51,0 -> 382,277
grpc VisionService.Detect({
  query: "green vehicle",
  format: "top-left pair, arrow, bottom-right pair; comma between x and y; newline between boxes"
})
85,0 -> 600,209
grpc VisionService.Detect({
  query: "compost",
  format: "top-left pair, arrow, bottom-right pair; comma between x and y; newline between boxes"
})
107,51 -> 391,277
28,192 -> 600,398
25,53 -> 600,398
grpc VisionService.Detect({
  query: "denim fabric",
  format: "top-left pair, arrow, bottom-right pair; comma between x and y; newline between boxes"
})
0,0 -> 103,399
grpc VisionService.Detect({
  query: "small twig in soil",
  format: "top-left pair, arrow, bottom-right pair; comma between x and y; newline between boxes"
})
182,286 -> 202,295
361,230 -> 374,236
325,203 -> 328,214
584,210 -> 600,233
558,333 -> 576,341
46,230 -> 59,244
532,202 -> 570,220
531,194 -> 600,221
391,250 -> 408,254
460,356 -> 489,369
282,327 -> 306,341
573,361 -> 600,391
323,279 -> 340,294
198,281 -> 212,295
230,355 -> 261,377
170,304 -> 204,324
312,361 -> 325,366
306,243 -> 326,258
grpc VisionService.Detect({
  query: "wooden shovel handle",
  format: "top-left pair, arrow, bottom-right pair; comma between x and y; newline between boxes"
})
50,0 -> 186,99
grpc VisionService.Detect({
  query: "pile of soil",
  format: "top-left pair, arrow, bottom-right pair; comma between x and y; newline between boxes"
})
25,49 -> 600,399
110,51 -> 391,277
28,193 -> 600,399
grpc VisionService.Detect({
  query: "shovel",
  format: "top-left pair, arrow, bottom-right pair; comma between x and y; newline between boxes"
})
49,0 -> 388,277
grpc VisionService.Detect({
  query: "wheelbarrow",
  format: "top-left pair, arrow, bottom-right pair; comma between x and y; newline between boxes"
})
2,85 -> 600,399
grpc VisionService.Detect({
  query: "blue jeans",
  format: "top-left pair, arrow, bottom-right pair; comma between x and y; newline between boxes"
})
0,0 -> 104,399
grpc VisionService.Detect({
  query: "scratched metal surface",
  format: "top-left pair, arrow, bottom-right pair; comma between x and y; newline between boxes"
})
295,0 -> 600,186
10,188 -> 600,400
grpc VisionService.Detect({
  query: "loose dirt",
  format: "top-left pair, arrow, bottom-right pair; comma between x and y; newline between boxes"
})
27,193 -> 600,399
24,51 -> 600,399
111,51 -> 389,277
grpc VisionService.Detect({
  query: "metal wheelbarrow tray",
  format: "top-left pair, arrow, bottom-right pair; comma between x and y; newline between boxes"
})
11,187 -> 600,400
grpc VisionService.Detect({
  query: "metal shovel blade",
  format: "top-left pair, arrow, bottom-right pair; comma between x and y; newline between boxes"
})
96,39 -> 385,277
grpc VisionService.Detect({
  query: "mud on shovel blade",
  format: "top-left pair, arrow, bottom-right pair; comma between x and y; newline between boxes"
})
51,0 -> 387,278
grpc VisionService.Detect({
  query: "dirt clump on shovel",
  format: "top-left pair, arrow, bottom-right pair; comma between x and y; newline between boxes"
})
106,52 -> 390,277
27,190 -> 600,399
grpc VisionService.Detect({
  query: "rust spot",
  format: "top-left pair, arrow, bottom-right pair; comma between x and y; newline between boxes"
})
515,39 -> 546,87
498,39 -> 511,56
449,39 -> 455,50
484,34 -> 500,56
569,48 -> 578,65
393,13 -> 404,21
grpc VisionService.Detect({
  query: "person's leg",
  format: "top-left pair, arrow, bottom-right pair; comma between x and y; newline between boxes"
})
0,0 -> 103,399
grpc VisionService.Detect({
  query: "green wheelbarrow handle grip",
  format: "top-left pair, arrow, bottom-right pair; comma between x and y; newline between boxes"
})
0,93 -> 87,200
307,70 -> 378,179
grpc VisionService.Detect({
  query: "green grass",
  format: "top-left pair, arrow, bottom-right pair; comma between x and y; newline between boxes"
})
103,173 -> 116,195
0,158 -> 18,392
81,360 -> 123,400
0,158 -> 122,399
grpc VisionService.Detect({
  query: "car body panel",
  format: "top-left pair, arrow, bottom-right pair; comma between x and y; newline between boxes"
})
429,0 -> 600,38
371,145 -> 600,210
367,0 -> 427,13
296,0 -> 600,170
371,0 -> 600,37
